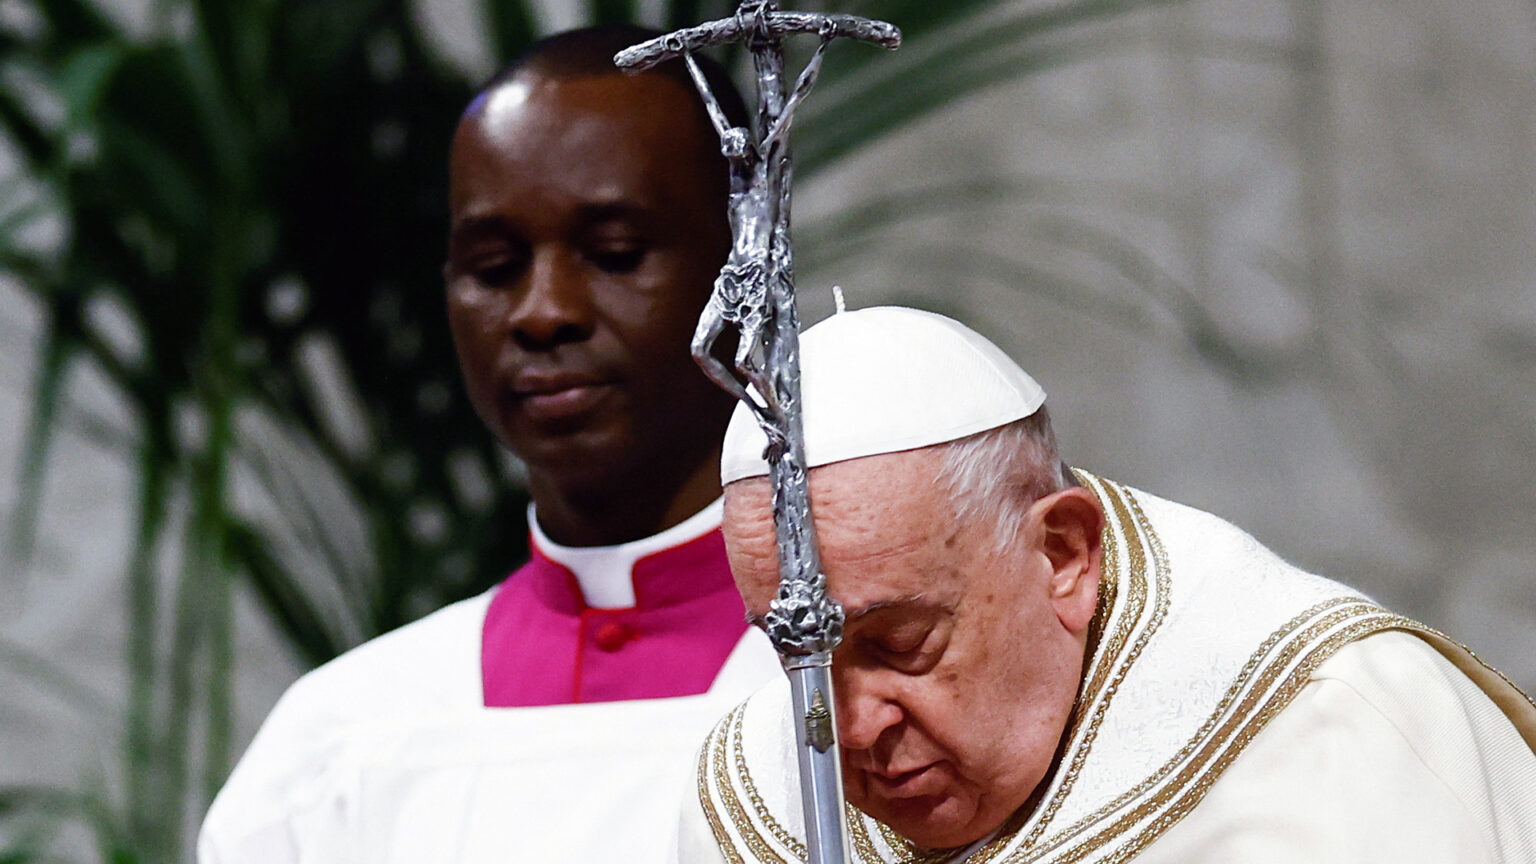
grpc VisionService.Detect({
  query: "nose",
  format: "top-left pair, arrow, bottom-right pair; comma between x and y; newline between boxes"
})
835,668 -> 903,752
508,247 -> 595,350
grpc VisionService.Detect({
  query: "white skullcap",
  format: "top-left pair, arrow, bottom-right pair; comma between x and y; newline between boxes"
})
721,306 -> 1047,483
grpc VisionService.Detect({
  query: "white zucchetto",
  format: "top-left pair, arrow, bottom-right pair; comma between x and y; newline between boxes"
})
720,306 -> 1047,483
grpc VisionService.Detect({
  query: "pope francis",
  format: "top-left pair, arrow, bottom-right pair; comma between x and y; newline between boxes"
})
679,305 -> 1536,863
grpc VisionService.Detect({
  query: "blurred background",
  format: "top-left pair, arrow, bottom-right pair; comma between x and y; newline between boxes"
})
1,0 -> 1532,860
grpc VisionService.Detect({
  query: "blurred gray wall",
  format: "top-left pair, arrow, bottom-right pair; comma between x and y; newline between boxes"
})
790,0 -> 1536,695
2,0 -> 1533,849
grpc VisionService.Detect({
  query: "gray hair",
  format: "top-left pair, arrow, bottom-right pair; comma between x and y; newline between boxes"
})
939,407 -> 1073,551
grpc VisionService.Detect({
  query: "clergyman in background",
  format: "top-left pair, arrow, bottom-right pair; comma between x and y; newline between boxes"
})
199,26 -> 779,863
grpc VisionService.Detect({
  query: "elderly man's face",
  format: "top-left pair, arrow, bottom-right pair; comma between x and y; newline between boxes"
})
724,448 -> 1101,849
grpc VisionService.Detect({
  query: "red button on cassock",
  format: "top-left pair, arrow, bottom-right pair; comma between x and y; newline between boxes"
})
593,620 -> 635,652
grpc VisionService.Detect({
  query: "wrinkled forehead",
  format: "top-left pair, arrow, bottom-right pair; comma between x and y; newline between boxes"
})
724,447 -> 951,524
720,477 -> 778,569
722,449 -> 959,590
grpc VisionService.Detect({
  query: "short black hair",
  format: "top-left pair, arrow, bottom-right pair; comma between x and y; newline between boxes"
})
478,24 -> 750,131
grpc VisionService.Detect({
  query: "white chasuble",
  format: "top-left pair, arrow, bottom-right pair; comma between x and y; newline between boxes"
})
681,473 -> 1536,863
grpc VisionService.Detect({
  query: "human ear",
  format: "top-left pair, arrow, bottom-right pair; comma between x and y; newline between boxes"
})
1033,487 -> 1104,634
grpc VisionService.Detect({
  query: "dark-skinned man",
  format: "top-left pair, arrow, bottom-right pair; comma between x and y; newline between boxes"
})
200,27 -> 778,862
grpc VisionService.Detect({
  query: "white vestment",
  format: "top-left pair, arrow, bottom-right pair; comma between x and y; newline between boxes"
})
680,474 -> 1536,863
200,504 -> 780,864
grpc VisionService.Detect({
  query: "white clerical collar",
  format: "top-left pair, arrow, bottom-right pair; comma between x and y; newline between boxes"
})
527,498 -> 725,610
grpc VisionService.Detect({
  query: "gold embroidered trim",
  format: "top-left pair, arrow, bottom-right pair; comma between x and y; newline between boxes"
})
731,705 -> 805,861
848,809 -> 881,862
1087,613 -> 1415,864
1020,597 -> 1366,859
991,475 -> 1170,858
1023,601 -> 1390,864
699,710 -> 747,864
711,702 -> 789,864
1068,470 -> 1130,716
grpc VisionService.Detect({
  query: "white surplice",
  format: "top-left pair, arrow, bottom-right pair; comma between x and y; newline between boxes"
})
200,503 -> 780,864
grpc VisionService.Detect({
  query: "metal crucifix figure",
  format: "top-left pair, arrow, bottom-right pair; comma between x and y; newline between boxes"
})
617,6 -> 899,863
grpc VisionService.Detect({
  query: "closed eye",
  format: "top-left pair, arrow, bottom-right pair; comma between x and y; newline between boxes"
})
871,625 -> 946,674
843,596 -> 955,674
447,217 -> 528,287
468,254 -> 526,286
879,628 -> 930,656
587,245 -> 646,274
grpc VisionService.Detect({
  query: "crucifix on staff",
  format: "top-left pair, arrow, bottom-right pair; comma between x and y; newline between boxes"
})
618,6 -> 901,863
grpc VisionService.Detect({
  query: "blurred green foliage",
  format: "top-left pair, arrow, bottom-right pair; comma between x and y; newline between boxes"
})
0,0 -> 1174,860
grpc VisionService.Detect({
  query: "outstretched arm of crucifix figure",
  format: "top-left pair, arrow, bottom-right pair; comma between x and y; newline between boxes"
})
682,52 -> 737,142
764,36 -> 829,150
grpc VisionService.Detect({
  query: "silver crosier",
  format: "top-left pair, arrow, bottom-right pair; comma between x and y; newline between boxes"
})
617,6 -> 900,863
